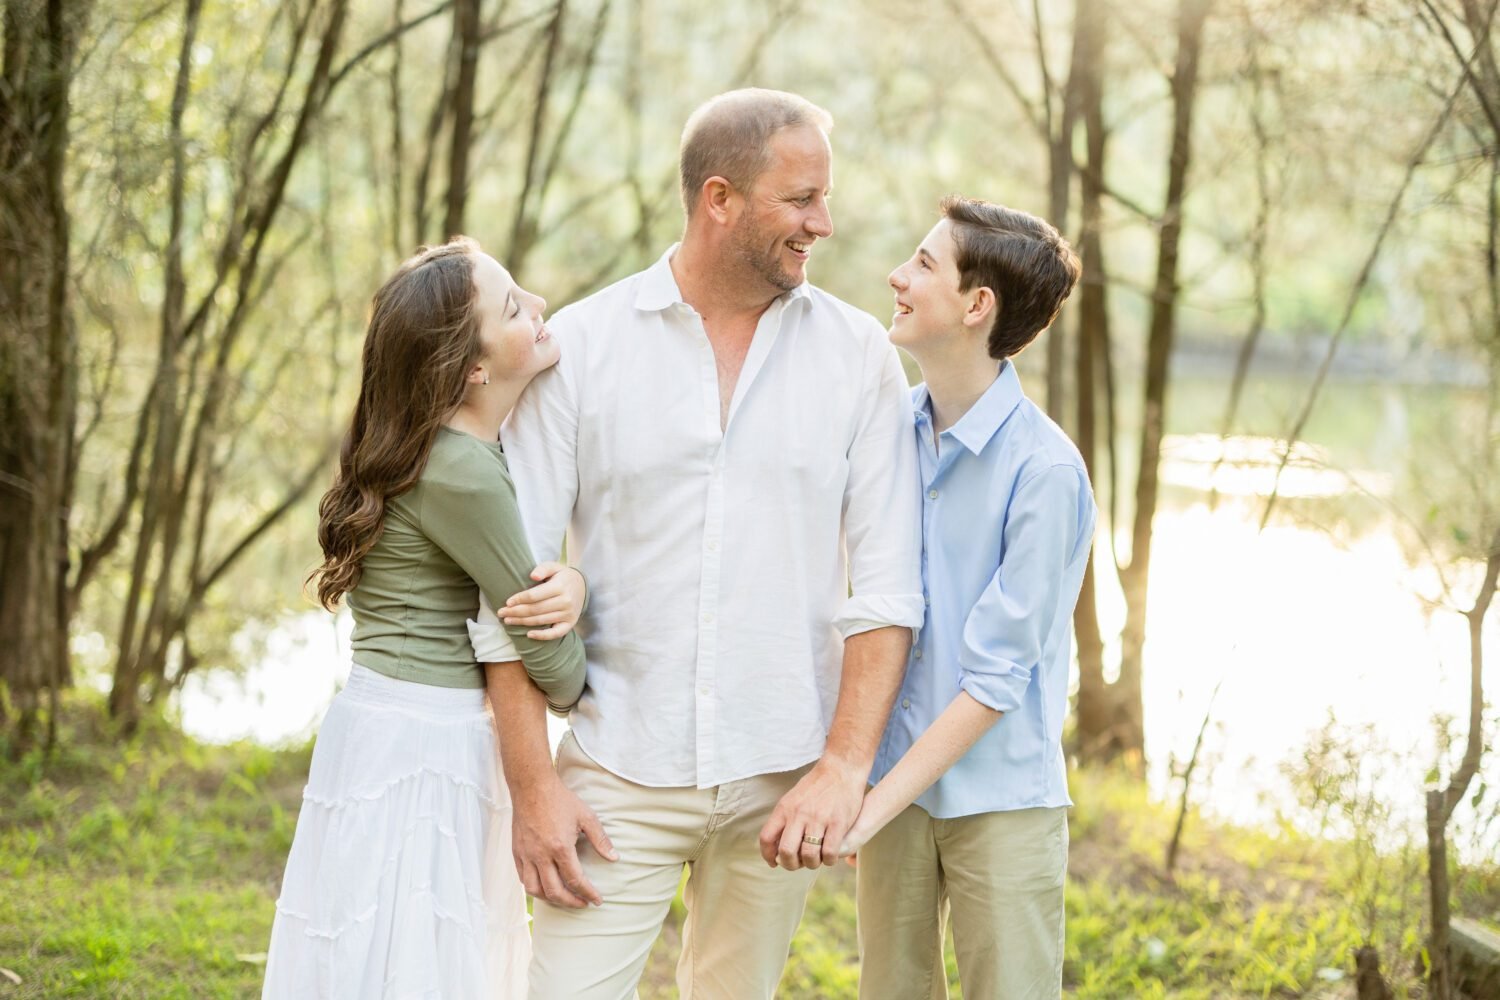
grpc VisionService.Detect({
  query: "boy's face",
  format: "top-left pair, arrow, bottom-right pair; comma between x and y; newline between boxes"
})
887,219 -> 973,355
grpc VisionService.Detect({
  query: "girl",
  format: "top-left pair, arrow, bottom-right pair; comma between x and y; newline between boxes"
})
263,238 -> 586,998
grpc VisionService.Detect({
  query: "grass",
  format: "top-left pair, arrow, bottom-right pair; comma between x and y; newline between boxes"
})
0,696 -> 1482,998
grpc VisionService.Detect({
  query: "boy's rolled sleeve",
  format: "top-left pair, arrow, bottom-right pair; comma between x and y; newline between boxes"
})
956,464 -> 1088,715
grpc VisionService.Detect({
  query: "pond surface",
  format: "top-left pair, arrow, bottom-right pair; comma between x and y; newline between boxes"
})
171,372 -> 1499,853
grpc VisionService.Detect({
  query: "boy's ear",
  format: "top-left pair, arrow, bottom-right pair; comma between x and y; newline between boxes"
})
964,286 -> 998,331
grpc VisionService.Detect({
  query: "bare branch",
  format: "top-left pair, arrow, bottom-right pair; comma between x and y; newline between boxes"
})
1260,61 -> 1470,529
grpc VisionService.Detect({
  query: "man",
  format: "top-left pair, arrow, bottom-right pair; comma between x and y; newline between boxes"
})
841,197 -> 1091,999
488,89 -> 924,998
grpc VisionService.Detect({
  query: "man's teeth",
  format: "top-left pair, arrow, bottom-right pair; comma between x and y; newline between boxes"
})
787,241 -> 809,253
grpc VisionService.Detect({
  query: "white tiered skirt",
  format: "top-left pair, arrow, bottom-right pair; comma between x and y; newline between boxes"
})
263,665 -> 530,999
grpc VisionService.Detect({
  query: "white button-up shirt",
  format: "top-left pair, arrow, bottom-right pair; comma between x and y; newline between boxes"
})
497,245 -> 923,788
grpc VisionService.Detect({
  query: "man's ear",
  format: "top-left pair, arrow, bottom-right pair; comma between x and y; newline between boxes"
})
965,286 -> 998,331
701,176 -> 738,225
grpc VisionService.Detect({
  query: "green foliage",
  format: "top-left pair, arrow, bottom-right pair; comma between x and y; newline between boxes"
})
8,698 -> 1493,998
0,696 -> 308,997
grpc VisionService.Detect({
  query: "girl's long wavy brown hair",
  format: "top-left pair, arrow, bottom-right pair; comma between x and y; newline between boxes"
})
310,238 -> 485,610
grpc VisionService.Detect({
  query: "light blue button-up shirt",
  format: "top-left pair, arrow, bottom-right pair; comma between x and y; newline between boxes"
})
869,361 -> 1097,819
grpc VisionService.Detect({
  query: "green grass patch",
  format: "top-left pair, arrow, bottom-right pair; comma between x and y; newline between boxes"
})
1,696 -> 1477,998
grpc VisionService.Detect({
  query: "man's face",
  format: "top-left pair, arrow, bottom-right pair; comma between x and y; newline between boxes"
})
887,219 -> 971,354
729,125 -> 834,293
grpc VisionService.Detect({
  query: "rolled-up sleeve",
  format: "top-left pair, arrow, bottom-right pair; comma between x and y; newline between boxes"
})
957,464 -> 1091,715
833,333 -> 924,638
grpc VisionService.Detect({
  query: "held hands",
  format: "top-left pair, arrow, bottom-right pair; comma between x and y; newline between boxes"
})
503,562 -> 586,639
837,815 -> 873,867
758,755 -> 867,871
510,776 -> 618,909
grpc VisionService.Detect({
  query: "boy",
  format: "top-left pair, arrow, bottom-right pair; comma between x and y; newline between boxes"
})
840,197 -> 1094,999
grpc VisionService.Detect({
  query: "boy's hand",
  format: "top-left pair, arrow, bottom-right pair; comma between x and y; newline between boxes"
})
503,562 -> 585,639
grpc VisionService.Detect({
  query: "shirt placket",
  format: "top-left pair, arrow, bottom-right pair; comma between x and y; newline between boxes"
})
913,423 -> 956,715
690,307 -> 726,788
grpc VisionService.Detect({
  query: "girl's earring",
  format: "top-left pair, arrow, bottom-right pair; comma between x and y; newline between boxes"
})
482,373 -> 490,386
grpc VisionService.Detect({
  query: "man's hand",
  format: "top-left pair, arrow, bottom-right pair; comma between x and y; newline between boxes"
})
511,776 -> 619,908
503,562 -> 586,639
758,755 -> 867,871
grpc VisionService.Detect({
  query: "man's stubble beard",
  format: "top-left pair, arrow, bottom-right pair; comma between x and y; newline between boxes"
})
729,214 -> 800,294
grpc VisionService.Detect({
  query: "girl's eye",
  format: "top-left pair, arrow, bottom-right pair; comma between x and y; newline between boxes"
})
510,300 -> 521,318
919,259 -> 930,270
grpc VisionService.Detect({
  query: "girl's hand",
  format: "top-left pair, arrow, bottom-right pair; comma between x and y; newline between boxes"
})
503,562 -> 586,639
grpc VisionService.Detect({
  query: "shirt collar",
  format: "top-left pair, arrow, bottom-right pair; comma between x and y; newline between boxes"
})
912,360 -> 1025,456
633,243 -> 813,313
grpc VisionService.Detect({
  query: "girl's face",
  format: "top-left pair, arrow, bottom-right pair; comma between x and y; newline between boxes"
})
470,252 -> 559,384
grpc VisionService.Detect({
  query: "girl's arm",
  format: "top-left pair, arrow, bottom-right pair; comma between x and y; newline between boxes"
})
839,692 -> 1001,856
485,661 -> 616,908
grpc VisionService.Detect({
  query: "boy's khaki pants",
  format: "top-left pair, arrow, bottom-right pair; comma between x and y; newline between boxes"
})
528,731 -> 819,999
856,803 -> 1068,1000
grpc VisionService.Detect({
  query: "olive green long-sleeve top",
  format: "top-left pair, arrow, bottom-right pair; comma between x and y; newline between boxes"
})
347,425 -> 585,708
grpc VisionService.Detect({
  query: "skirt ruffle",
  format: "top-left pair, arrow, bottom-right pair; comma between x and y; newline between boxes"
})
263,666 -> 529,999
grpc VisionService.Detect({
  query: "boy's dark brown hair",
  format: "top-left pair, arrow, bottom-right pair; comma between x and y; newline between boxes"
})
940,195 -> 1081,360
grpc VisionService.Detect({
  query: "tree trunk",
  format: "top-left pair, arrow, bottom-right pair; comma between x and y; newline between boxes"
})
1043,0 -> 1082,420
1067,0 -> 1129,764
0,0 -> 89,745
1429,787 -> 1454,1000
443,0 -> 480,238
1112,0 -> 1212,765
106,0 -> 350,723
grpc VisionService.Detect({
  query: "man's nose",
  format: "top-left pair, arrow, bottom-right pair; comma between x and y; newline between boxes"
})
807,200 -> 833,239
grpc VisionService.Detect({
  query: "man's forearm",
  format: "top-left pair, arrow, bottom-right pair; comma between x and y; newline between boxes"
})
822,625 -> 912,773
484,660 -> 558,798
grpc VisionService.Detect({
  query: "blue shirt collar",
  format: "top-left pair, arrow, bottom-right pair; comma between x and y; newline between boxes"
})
633,243 -> 813,313
912,360 -> 1025,456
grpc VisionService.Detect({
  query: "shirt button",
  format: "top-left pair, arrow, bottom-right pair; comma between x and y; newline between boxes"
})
901,698 -> 911,709
707,540 -> 718,552
924,596 -> 931,606
914,648 -> 923,659
700,686 -> 710,696
928,489 -> 938,500
701,612 -> 713,624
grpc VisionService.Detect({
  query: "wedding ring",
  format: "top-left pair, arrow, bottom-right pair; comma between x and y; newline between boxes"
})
802,835 -> 824,846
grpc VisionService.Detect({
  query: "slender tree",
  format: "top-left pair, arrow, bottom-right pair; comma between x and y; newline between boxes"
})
0,0 -> 92,748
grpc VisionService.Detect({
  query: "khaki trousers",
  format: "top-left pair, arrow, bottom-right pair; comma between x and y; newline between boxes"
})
856,803 -> 1068,1000
528,732 -> 819,999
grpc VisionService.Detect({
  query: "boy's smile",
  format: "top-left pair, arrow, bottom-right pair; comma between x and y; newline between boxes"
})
887,219 -> 972,354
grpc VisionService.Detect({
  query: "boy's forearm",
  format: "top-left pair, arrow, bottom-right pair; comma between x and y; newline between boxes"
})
848,691 -> 1002,846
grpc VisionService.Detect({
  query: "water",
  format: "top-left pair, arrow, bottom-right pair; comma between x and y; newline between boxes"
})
171,372 -> 1497,851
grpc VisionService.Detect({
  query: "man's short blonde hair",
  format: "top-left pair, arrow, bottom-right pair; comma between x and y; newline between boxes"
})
678,88 -> 833,217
